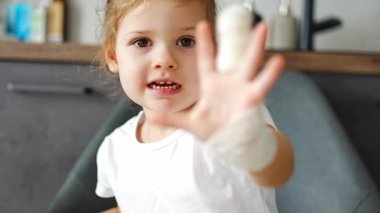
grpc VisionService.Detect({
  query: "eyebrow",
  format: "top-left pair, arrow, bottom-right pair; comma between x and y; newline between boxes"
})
181,26 -> 196,31
124,26 -> 196,36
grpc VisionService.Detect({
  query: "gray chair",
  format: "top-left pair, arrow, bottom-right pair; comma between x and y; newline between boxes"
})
48,71 -> 380,213
48,98 -> 141,213
267,71 -> 380,213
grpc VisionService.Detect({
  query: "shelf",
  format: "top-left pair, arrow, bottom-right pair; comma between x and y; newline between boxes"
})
0,41 -> 99,64
1,41 -> 380,74
266,51 -> 380,75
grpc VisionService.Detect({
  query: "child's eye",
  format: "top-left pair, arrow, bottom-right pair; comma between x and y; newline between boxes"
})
177,37 -> 195,47
133,38 -> 152,47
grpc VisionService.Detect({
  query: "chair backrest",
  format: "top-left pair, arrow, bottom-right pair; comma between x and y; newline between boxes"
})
267,71 -> 380,213
48,98 -> 141,213
49,71 -> 380,213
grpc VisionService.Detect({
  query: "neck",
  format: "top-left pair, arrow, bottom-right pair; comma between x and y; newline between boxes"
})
137,111 -> 177,143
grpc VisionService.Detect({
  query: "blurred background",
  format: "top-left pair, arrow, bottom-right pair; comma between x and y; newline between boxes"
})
0,0 -> 379,51
0,0 -> 379,212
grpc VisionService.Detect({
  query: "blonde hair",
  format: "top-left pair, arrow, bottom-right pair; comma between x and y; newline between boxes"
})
99,0 -> 217,71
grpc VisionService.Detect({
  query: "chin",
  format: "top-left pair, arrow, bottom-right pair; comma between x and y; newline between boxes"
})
145,100 -> 195,113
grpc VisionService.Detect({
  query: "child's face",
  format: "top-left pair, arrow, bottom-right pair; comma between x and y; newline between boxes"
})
108,0 -> 207,114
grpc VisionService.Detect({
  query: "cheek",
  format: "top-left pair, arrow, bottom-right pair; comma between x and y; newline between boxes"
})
118,62 -> 145,93
117,52 -> 146,79
118,73 -> 134,97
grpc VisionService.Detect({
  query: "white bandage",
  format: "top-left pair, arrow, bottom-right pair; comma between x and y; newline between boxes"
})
216,5 -> 252,73
203,108 -> 278,172
207,4 -> 278,172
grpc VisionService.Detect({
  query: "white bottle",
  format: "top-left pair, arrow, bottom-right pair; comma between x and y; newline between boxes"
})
30,0 -> 49,43
270,0 -> 298,50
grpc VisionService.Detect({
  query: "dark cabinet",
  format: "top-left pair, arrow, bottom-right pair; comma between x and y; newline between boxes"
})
0,61 -> 119,212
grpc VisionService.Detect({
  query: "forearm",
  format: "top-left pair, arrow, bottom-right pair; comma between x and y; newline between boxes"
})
249,128 -> 294,187
203,108 -> 294,187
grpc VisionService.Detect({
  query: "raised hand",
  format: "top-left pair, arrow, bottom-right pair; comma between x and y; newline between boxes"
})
150,21 -> 285,141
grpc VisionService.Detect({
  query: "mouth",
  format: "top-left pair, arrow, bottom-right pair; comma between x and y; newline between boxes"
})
147,80 -> 182,90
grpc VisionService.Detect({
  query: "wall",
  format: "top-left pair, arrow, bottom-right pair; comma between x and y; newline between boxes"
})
66,0 -> 106,44
72,0 -> 380,53
222,0 -> 380,52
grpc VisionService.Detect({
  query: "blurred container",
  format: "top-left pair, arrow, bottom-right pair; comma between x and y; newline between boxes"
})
270,0 -> 298,50
4,1 -> 35,42
14,2 -> 33,41
0,1 -> 5,38
30,0 -> 49,43
6,2 -> 16,36
47,0 -> 64,43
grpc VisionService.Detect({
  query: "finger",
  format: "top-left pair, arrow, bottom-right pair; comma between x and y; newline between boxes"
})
248,55 -> 285,105
196,21 -> 216,76
239,22 -> 268,80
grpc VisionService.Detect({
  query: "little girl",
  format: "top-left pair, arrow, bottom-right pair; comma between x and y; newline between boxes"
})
96,0 -> 294,212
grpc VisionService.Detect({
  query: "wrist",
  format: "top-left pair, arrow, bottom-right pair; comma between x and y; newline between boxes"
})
203,108 -> 278,172
249,130 -> 294,187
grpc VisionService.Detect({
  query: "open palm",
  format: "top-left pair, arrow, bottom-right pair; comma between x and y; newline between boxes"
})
151,21 -> 285,141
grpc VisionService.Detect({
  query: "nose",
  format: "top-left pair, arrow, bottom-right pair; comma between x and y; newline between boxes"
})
151,45 -> 178,71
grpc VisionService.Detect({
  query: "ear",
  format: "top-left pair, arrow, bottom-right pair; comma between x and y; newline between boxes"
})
106,51 -> 119,73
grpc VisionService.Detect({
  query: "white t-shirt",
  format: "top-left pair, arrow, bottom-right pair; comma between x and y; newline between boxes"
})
96,107 -> 278,213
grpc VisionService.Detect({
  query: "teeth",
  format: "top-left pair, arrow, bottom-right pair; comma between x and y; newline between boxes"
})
150,84 -> 180,90
149,81 -> 181,90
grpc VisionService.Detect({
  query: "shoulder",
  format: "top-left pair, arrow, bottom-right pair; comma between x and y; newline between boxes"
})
97,112 -> 142,163
103,111 -> 141,145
